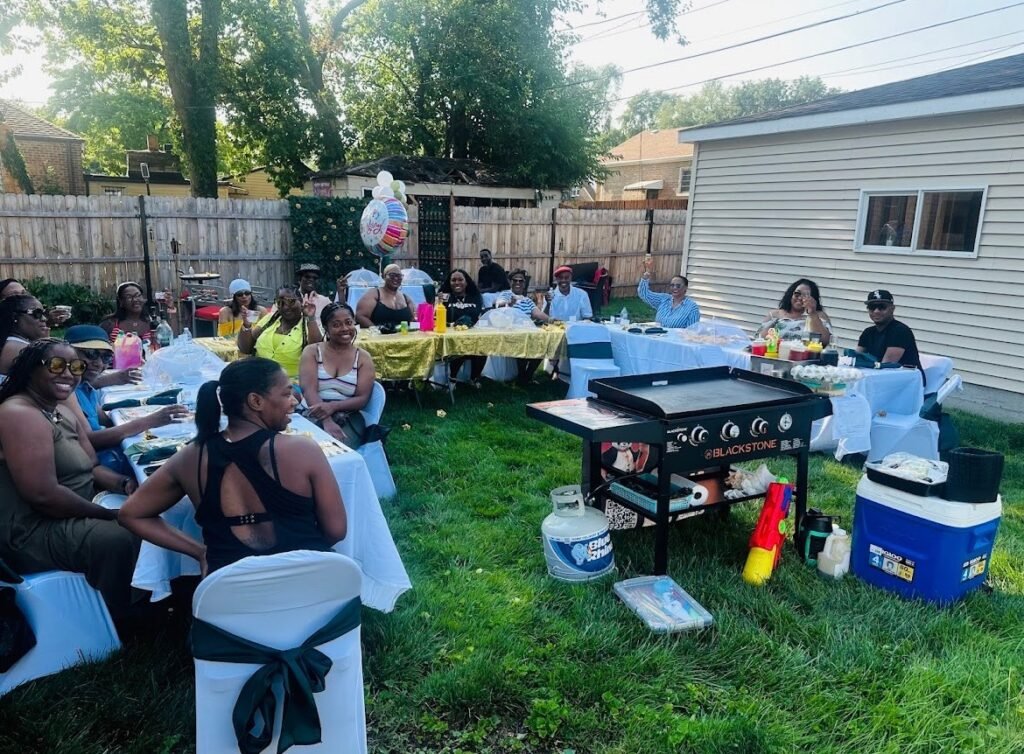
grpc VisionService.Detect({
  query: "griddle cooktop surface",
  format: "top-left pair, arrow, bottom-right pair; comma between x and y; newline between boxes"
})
589,367 -> 814,419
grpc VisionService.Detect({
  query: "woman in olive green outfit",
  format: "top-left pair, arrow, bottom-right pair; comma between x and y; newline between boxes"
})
0,339 -> 140,617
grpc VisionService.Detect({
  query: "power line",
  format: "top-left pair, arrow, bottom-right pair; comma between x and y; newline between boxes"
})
552,0 -> 908,91
604,1 -> 1024,103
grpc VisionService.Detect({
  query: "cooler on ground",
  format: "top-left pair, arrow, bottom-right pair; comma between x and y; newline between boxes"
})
851,476 -> 1001,605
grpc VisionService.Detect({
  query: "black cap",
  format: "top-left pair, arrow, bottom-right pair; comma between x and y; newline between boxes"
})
865,289 -> 894,305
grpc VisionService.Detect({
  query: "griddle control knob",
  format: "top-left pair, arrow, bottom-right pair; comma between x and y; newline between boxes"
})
690,425 -> 709,445
750,417 -> 768,437
721,422 -> 740,441
779,413 -> 793,432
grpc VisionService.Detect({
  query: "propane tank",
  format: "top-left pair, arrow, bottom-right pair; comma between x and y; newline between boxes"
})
541,485 -> 615,582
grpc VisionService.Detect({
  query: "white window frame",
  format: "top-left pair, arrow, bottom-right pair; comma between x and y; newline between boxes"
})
677,165 -> 692,195
102,186 -> 125,196
854,186 -> 987,259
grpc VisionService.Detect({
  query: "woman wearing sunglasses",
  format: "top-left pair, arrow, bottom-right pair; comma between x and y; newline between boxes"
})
237,284 -> 322,381
0,294 -> 51,378
0,339 -> 140,618
218,278 -> 267,337
757,278 -> 833,346
355,263 -> 414,329
638,257 -> 701,329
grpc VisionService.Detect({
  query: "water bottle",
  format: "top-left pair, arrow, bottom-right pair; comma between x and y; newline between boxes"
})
620,306 -> 630,326
179,327 -> 193,344
155,318 -> 174,348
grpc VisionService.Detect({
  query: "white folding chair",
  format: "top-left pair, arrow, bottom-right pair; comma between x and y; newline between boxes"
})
0,570 -> 120,697
358,382 -> 396,499
564,323 -> 621,399
919,354 -> 954,396
192,551 -> 366,754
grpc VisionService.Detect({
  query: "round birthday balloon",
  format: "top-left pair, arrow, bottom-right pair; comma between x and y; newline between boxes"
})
360,197 -> 408,257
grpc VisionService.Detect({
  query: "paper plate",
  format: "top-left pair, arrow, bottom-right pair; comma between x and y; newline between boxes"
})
93,492 -> 129,510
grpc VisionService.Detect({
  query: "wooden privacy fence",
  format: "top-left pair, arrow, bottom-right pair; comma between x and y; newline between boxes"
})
451,206 -> 686,298
0,194 -> 685,303
0,193 -> 293,296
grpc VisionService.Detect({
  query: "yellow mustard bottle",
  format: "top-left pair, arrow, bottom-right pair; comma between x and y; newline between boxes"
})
434,299 -> 447,333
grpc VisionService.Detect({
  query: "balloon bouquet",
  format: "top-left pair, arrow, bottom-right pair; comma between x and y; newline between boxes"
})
359,171 -> 409,270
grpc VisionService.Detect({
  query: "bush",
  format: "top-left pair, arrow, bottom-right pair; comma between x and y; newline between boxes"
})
289,196 -> 382,293
24,278 -> 114,326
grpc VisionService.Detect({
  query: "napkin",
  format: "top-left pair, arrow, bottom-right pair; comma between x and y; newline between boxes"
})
103,389 -> 181,411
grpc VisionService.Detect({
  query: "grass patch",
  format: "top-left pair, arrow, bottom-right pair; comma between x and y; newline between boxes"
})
1,325 -> 1021,753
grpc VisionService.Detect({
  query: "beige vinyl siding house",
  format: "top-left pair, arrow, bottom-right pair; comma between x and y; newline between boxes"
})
680,55 -> 1024,396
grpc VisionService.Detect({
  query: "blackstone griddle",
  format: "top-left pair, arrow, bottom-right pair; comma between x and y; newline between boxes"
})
528,367 -> 831,574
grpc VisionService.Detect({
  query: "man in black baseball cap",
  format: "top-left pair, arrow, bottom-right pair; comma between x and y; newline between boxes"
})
856,289 -> 921,369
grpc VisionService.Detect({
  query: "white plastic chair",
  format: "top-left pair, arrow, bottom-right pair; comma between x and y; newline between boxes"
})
192,551 -> 366,754
564,323 -> 621,399
358,382 -> 396,499
0,571 -> 120,696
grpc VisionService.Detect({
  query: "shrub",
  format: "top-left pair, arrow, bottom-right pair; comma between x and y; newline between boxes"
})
288,196 -> 382,293
24,278 -> 114,326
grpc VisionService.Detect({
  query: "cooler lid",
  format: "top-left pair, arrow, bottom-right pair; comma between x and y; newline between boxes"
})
856,477 -> 1001,528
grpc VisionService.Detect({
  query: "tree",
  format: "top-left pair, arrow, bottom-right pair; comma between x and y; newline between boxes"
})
338,0 -> 619,187
603,89 -> 676,146
656,76 -> 841,128
149,0 -> 222,197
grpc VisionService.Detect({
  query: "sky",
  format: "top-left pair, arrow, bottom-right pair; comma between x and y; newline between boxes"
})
2,0 -> 1024,120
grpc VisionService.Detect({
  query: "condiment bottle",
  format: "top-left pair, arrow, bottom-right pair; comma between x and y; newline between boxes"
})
434,298 -> 447,333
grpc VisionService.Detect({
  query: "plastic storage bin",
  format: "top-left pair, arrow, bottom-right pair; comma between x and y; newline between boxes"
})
851,476 -> 1001,605
613,576 -> 714,633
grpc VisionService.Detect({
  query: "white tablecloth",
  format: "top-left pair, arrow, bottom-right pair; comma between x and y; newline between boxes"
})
107,389 -> 411,612
607,326 -> 749,374
346,285 -> 426,311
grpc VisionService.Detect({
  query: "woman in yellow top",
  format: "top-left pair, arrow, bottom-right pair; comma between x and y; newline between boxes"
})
218,278 -> 268,337
236,285 -> 322,379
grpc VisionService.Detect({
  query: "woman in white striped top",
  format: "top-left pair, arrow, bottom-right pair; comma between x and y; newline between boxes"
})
299,303 -> 376,448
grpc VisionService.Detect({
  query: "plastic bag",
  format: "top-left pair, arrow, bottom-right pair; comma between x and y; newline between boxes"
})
678,320 -> 751,346
142,337 -> 225,385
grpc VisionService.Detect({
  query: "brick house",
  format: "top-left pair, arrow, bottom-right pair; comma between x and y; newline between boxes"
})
0,98 -> 85,195
597,129 -> 693,204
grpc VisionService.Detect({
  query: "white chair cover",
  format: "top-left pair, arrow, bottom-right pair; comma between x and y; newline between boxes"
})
919,354 -> 954,395
192,551 -> 366,754
1,571 -> 120,696
357,383 -> 396,500
565,322 -> 621,399
867,414 -> 940,463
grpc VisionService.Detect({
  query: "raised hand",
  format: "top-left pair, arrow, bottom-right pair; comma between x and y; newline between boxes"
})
302,293 -> 317,318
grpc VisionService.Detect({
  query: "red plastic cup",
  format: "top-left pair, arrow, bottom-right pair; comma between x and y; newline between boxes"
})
751,340 -> 767,356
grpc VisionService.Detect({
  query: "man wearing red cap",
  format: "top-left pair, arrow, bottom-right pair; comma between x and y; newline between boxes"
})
545,265 -> 592,321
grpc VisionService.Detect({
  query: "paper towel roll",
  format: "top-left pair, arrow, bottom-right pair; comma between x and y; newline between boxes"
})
689,483 -> 710,506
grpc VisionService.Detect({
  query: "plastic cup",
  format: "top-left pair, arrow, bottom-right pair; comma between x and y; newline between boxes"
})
245,309 -> 261,325
751,340 -> 767,356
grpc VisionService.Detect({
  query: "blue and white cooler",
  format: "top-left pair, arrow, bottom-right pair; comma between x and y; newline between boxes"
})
851,476 -> 1001,605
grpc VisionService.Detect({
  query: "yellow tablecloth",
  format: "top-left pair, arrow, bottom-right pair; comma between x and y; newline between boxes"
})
195,336 -> 240,362
357,331 -> 439,380
440,328 -> 565,360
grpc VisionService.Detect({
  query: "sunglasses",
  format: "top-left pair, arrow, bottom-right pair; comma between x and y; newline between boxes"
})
235,290 -> 252,297
19,308 -> 47,321
41,356 -> 88,376
276,297 -> 300,306
78,348 -> 113,362
867,302 -> 891,311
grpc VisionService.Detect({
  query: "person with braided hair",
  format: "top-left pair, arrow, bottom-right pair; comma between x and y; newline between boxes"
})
0,339 -> 139,617
119,357 -> 347,576
236,284 -> 322,380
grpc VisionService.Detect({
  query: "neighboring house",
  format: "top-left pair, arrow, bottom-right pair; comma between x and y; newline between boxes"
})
0,98 -> 85,195
597,129 -> 693,203
221,166 -> 304,200
85,135 -> 239,198
304,156 -> 562,208
679,53 -> 1024,396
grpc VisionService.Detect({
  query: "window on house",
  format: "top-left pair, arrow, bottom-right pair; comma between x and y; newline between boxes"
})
103,187 -> 124,196
678,166 -> 692,194
857,188 -> 985,256
362,187 -> 374,198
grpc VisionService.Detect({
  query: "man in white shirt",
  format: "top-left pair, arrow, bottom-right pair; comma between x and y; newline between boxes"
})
545,265 -> 593,321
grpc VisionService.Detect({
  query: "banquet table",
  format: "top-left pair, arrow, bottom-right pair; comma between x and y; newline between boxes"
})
440,327 -> 565,361
194,336 -> 238,362
105,385 -> 411,612
606,326 -> 750,374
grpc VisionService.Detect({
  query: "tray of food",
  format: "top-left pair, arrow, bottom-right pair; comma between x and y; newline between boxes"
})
789,365 -> 863,396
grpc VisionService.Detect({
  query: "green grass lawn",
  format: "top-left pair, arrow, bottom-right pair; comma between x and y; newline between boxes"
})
1,314 -> 1022,753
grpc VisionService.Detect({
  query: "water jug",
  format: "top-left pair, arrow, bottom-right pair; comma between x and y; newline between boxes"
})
541,485 -> 615,582
155,319 -> 174,348
817,527 -> 851,579
417,302 -> 435,332
113,331 -> 144,369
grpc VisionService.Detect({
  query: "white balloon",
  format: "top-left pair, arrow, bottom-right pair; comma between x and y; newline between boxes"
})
379,187 -> 394,198
371,186 -> 386,199
377,170 -> 394,187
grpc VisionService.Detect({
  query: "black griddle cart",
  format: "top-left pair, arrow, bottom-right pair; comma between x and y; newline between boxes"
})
528,367 -> 831,574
